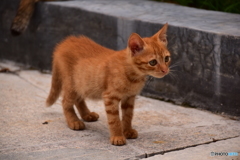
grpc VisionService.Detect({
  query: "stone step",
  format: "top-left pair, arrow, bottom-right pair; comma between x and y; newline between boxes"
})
0,0 -> 239,117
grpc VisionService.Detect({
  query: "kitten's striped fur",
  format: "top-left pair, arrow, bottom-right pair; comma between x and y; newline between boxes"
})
46,23 -> 171,145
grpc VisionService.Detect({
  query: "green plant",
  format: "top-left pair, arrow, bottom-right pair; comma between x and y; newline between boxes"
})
155,0 -> 240,14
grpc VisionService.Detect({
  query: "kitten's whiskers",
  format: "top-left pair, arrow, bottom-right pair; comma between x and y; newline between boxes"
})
168,61 -> 181,81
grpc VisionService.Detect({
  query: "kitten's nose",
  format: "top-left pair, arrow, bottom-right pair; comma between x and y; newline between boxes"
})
161,69 -> 167,73
160,67 -> 168,74
158,65 -> 168,74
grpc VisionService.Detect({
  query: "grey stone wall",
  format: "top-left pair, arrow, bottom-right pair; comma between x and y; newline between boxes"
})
141,25 -> 240,116
0,0 -> 239,116
0,0 -> 118,69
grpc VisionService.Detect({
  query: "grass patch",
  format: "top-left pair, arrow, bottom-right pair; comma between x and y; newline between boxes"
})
154,0 -> 240,14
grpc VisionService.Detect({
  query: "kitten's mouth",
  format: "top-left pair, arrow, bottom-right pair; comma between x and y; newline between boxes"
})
154,71 -> 169,78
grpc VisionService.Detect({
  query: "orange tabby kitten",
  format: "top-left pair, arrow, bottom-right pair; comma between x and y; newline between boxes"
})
46,23 -> 171,145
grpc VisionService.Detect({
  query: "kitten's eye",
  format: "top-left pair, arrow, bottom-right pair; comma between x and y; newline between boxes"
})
165,56 -> 171,62
149,59 -> 158,66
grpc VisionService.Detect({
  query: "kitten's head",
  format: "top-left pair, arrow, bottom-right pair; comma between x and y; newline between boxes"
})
127,23 -> 171,78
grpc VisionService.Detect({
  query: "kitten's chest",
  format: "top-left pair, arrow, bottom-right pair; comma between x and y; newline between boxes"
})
127,82 -> 145,95
114,77 -> 146,96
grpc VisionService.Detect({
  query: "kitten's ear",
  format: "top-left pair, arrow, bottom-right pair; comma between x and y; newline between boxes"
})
154,23 -> 168,46
128,33 -> 145,56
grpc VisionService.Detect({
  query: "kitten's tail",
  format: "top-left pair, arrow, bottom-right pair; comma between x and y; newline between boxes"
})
11,0 -> 37,36
46,68 -> 62,107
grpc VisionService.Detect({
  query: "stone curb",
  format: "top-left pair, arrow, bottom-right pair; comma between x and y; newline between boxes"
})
0,0 -> 239,117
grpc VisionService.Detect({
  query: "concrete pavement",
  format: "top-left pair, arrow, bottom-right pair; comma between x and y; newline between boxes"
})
0,60 -> 239,160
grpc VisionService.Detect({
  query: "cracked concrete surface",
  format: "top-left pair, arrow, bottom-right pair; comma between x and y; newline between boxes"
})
147,137 -> 240,160
0,60 -> 239,160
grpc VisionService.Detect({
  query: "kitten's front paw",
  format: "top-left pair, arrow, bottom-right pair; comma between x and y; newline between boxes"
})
82,112 -> 99,122
68,120 -> 85,130
110,136 -> 126,146
124,129 -> 138,139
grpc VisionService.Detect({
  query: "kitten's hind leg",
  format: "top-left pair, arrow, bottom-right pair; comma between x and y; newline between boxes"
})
75,97 -> 99,122
62,91 -> 85,130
